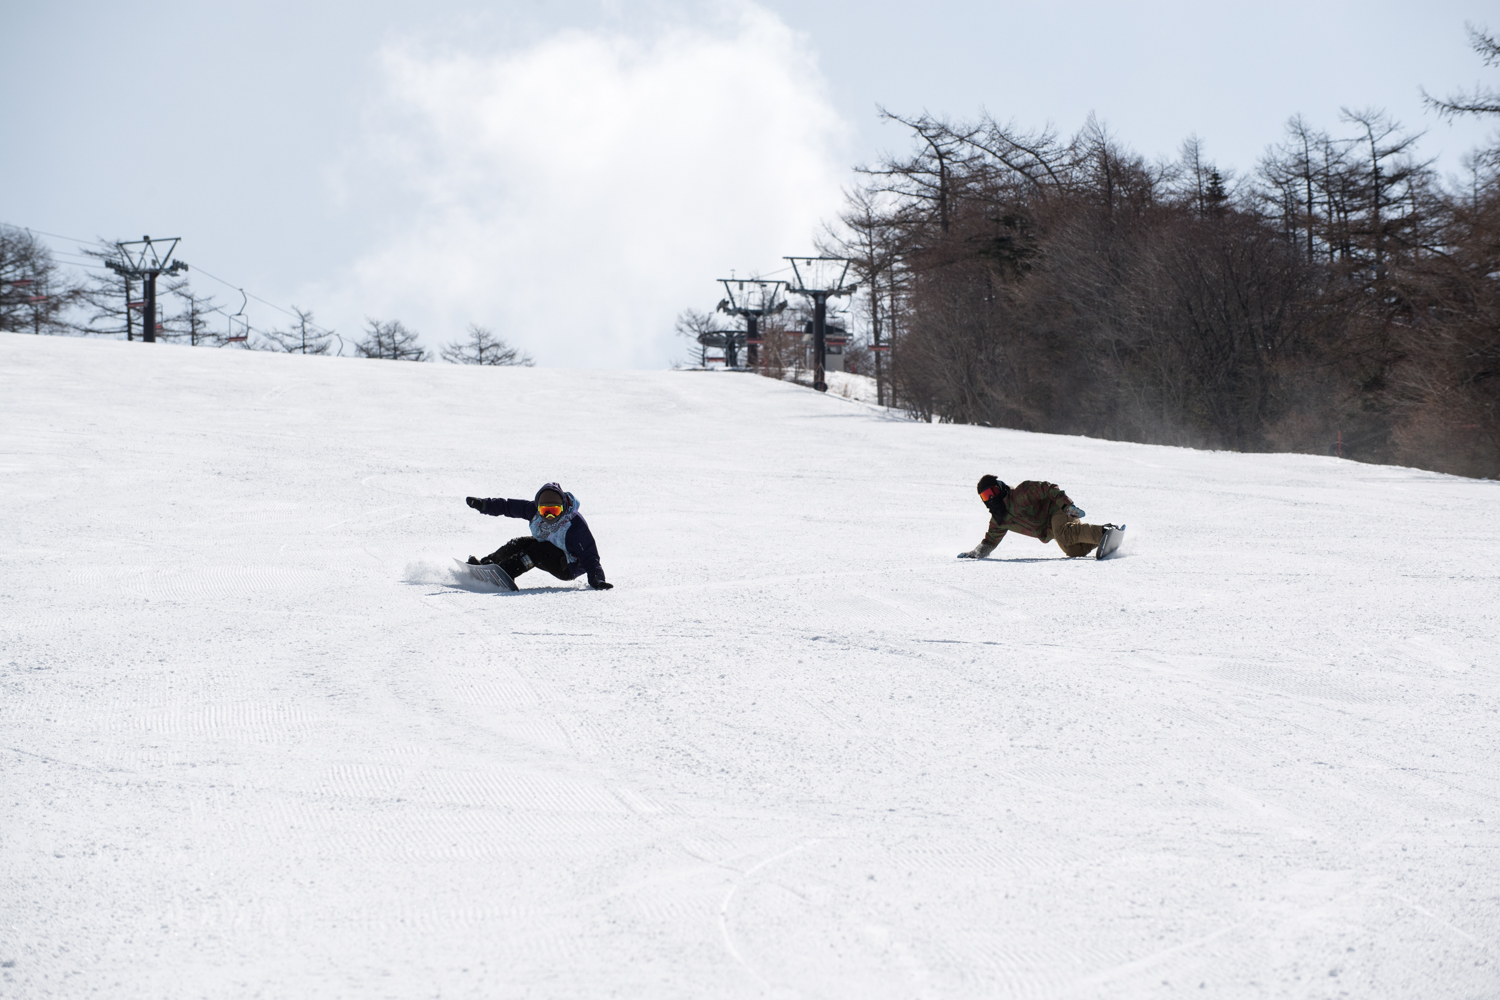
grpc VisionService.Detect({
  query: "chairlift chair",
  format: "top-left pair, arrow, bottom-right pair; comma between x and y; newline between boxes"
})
224,287 -> 249,342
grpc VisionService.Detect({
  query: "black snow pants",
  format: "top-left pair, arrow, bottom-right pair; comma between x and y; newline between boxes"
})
483,536 -> 575,581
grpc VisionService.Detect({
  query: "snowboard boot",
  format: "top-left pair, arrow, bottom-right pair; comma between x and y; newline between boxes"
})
481,538 -> 536,579
498,553 -> 533,579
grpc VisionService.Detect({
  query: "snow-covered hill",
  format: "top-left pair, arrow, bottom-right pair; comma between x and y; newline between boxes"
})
3,334 -> 1497,999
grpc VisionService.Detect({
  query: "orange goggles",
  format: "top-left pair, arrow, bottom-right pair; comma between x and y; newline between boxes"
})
979,487 -> 999,502
537,504 -> 564,518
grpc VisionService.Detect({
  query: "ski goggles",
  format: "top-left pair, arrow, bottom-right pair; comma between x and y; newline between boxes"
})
979,487 -> 1000,502
536,504 -> 564,519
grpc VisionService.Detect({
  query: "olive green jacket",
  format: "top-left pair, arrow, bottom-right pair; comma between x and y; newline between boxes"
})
975,480 -> 1074,554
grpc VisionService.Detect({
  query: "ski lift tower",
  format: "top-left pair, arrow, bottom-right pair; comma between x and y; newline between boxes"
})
105,236 -> 187,343
716,278 -> 786,368
784,257 -> 857,392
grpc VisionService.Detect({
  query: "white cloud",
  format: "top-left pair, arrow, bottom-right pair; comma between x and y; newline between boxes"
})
317,2 -> 851,367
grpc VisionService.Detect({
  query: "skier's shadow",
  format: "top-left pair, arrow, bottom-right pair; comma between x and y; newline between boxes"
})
971,557 -> 1092,564
422,581 -> 589,596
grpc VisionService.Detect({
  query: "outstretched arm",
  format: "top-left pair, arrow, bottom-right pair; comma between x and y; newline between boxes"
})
958,517 -> 1007,558
465,497 -> 534,518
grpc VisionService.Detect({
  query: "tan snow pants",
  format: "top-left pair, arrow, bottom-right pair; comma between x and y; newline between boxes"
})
1051,511 -> 1105,558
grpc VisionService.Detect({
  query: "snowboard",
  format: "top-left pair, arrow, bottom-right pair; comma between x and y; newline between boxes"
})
1096,524 -> 1126,560
455,558 -> 518,591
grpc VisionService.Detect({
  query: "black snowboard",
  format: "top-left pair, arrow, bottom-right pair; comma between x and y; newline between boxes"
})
1096,525 -> 1126,560
456,558 -> 518,591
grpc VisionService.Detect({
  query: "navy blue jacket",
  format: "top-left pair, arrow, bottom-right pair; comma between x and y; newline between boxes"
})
475,496 -> 606,587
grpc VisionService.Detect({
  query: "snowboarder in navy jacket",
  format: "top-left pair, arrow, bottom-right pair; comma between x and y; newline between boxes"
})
465,483 -> 612,589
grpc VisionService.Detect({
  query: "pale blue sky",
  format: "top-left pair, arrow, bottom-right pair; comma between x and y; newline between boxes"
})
4,1 -> 1494,365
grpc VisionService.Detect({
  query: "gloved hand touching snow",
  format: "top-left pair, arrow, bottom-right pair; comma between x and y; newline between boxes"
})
466,496 -> 482,510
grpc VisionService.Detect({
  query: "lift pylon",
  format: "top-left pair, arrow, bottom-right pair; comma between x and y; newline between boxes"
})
105,236 -> 188,343
716,278 -> 786,368
783,257 -> 856,392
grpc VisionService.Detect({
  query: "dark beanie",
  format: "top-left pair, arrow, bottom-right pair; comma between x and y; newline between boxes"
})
535,483 -> 565,506
977,474 -> 1004,496
977,475 -> 1010,517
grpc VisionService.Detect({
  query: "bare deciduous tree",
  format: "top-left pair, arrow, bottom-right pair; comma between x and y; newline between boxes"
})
674,308 -> 718,368
355,319 -> 427,361
440,324 -> 533,366
74,245 -> 139,339
162,277 -> 220,346
1422,24 -> 1500,120
828,93 -> 1499,476
819,186 -> 903,405
0,226 -> 73,335
259,307 -> 334,355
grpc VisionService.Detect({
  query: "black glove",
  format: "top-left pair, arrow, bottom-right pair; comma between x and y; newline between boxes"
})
466,496 -> 482,510
591,581 -> 613,590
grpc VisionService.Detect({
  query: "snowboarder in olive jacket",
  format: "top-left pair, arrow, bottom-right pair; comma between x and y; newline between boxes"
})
957,475 -> 1120,559
465,483 -> 612,589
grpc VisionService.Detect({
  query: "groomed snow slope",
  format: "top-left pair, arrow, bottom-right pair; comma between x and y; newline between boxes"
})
2,334 -> 1497,999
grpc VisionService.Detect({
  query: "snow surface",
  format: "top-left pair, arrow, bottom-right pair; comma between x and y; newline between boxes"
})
682,366 -> 880,404
783,369 -> 879,404
2,334 -> 1498,999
